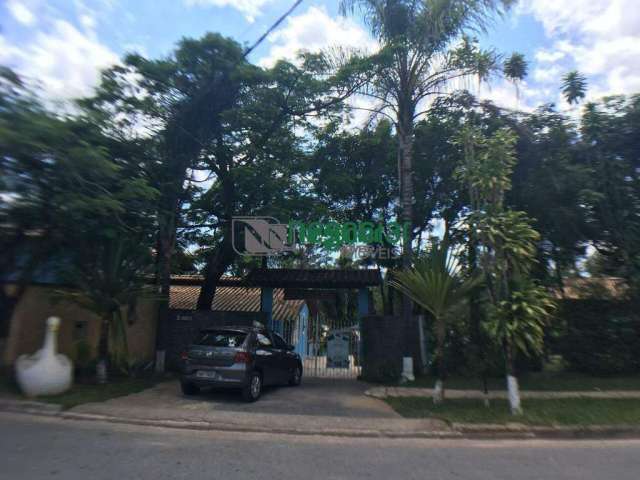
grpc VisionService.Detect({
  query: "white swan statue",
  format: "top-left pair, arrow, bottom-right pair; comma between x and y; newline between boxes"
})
15,316 -> 73,397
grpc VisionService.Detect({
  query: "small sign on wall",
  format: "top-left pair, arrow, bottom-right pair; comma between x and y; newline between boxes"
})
326,331 -> 350,368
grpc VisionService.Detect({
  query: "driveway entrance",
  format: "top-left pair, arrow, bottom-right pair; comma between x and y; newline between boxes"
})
72,377 -> 399,420
193,377 -> 397,418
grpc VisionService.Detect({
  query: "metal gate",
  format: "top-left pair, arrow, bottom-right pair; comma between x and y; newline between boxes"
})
282,311 -> 361,379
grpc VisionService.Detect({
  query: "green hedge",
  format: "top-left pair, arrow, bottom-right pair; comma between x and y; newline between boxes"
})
556,299 -> 640,375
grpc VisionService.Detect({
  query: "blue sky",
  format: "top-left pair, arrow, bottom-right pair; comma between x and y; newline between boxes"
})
1,0 -> 639,113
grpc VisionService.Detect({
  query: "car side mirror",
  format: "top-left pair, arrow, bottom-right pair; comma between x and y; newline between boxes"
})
285,344 -> 295,352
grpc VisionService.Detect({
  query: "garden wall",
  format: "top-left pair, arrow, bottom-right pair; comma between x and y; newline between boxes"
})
2,285 -> 157,368
360,314 -> 426,382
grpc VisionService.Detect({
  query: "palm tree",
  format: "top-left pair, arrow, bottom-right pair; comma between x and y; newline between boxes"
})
457,126 -> 554,415
561,70 -> 587,105
389,238 -> 478,403
340,0 -> 515,362
503,52 -> 528,102
63,237 -> 155,383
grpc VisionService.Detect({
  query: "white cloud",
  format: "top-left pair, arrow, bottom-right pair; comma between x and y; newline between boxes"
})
1,19 -> 118,101
532,64 -> 562,83
534,49 -> 565,63
522,0 -> 640,99
258,5 -> 377,67
184,0 -> 273,23
80,13 -> 96,31
7,0 -> 36,26
479,79 -> 543,112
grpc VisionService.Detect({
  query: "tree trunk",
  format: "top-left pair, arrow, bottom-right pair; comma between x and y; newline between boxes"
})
96,314 -> 111,384
197,171 -> 236,311
433,315 -> 446,404
197,226 -> 235,310
468,240 -> 490,406
505,343 -> 522,415
398,114 -> 415,365
154,202 -> 177,373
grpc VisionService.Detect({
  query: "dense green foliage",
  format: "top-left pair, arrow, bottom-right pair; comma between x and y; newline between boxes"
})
556,300 -> 640,375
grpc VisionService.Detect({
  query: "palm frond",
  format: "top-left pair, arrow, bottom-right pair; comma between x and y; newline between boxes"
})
388,237 -> 478,319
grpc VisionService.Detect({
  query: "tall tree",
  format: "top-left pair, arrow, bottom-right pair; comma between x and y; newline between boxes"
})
457,126 -> 555,414
0,68 -> 158,381
85,34 -> 298,366
191,51 -> 370,310
83,34 -> 245,370
340,0 -> 516,360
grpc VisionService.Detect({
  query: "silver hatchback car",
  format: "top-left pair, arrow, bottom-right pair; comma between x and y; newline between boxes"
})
180,326 -> 303,402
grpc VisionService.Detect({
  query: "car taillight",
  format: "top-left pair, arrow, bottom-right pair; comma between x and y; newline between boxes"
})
180,351 -> 188,361
234,351 -> 252,364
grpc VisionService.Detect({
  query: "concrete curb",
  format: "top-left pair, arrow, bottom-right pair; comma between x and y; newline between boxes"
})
0,398 -> 62,416
59,411 -> 461,439
452,423 -> 640,439
3,397 -> 640,440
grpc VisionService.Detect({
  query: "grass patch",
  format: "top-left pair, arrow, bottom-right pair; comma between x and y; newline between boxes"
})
0,374 -> 159,410
37,377 -> 159,410
385,397 -> 640,426
405,372 -> 640,391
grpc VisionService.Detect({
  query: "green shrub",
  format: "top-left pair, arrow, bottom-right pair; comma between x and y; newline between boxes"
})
557,300 -> 640,375
435,318 -> 544,378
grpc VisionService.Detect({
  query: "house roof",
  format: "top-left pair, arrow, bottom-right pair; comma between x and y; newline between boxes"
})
169,285 -> 305,322
243,268 -> 382,288
170,269 -> 382,289
168,275 -> 244,286
558,276 -> 628,300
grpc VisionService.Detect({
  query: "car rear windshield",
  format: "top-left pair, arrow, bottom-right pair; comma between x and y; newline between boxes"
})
194,330 -> 247,348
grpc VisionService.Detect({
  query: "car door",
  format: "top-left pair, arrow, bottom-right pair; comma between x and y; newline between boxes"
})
254,331 -> 279,386
271,332 -> 295,383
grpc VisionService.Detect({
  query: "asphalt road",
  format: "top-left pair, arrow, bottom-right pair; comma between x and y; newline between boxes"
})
2,412 -> 640,480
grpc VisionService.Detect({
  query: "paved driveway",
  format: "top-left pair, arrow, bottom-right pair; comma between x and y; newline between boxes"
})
68,376 -> 441,436
91,377 -> 399,418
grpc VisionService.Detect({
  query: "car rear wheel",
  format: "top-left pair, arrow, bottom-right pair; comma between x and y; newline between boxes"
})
181,381 -> 199,396
242,371 -> 262,402
289,365 -> 302,386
